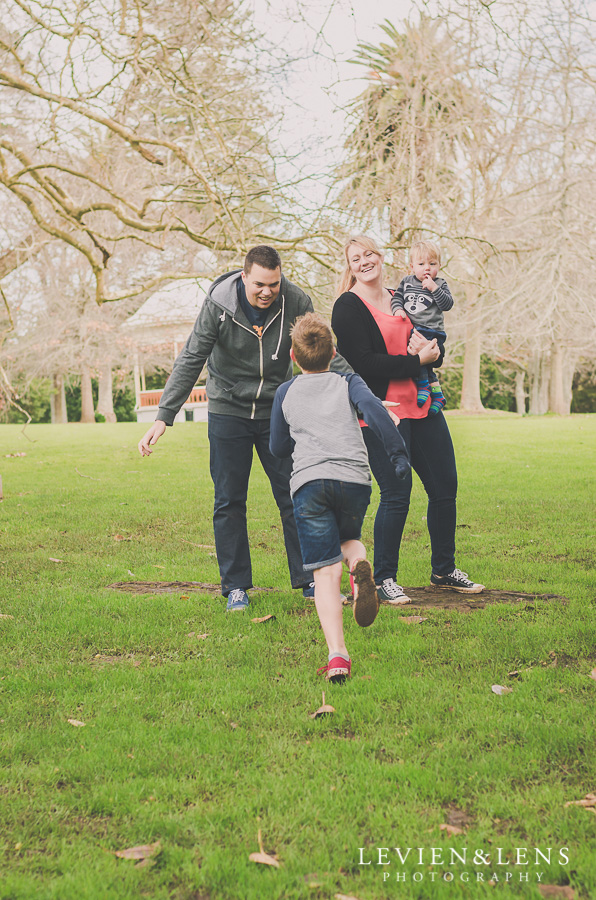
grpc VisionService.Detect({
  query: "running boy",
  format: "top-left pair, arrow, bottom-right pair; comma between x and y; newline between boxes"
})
391,240 -> 454,416
270,313 -> 410,682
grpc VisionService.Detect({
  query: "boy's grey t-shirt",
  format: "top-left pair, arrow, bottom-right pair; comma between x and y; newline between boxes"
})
272,371 -> 371,497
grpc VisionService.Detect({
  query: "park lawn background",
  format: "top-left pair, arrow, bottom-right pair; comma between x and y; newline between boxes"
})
0,415 -> 595,900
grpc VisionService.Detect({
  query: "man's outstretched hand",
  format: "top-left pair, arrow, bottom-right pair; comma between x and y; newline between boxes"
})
138,419 -> 166,456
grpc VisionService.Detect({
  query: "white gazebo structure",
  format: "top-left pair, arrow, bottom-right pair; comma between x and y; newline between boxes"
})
122,278 -> 211,423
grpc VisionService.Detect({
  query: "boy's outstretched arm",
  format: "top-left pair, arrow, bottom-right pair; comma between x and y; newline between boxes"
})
346,374 -> 410,479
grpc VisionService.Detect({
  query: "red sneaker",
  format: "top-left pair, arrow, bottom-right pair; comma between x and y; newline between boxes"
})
317,656 -> 352,683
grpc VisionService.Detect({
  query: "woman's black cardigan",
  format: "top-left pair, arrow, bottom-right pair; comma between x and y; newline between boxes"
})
331,291 -> 444,401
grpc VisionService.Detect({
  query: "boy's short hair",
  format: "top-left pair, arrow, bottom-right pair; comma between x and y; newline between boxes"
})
410,240 -> 441,265
291,312 -> 334,372
244,245 -> 281,273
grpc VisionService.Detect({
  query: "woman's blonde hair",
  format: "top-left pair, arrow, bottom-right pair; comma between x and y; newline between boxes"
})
337,234 -> 384,295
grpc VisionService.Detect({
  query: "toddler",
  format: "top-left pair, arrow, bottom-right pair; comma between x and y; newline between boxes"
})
392,240 -> 454,416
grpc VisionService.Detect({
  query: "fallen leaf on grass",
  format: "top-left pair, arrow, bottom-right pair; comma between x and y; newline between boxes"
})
113,534 -> 133,542
399,616 -> 427,624
115,841 -> 161,861
491,685 -> 513,695
439,823 -> 464,836
187,632 -> 210,639
67,719 -> 86,727
0,613 -> 14,619
49,557 -> 64,563
589,668 -> 596,681
538,886 -> 575,899
335,894 -> 362,900
251,615 -> 276,624
134,858 -> 155,869
564,793 -> 596,810
309,691 -> 335,719
248,829 -> 280,868
508,670 -> 520,677
127,570 -> 137,578
230,722 -> 239,729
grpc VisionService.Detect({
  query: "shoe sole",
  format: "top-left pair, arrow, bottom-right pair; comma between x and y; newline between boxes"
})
430,582 -> 485,594
384,595 -> 411,605
352,560 -> 379,627
326,667 -> 349,683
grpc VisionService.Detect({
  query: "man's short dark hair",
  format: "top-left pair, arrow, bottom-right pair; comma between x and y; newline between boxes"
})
244,245 -> 281,273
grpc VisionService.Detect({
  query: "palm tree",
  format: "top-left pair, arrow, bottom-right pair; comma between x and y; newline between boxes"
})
339,15 -> 485,249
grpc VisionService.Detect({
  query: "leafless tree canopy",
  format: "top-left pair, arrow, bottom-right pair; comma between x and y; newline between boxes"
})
1,0 -> 595,418
0,0 -> 285,303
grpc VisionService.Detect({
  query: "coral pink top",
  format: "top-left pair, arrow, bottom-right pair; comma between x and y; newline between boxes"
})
358,296 -> 430,420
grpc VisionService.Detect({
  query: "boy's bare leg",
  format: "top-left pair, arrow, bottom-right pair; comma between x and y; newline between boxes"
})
341,539 -> 367,576
313,539 -> 374,664
313,561 -> 347,657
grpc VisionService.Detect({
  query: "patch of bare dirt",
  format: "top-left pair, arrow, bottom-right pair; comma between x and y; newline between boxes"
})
107,582 -> 568,611
443,805 -> 475,828
91,653 -> 141,667
385,587 -> 567,612
106,581 -> 275,594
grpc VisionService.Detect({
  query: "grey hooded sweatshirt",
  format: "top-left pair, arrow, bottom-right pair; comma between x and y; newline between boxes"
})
156,269 -> 315,424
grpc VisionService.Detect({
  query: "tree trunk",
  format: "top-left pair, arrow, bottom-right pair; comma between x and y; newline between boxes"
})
548,343 -> 575,415
538,350 -> 551,414
514,369 -> 526,415
528,349 -> 550,414
460,285 -> 484,411
96,364 -> 116,422
50,374 -> 67,424
80,366 -> 95,423
528,353 -> 540,414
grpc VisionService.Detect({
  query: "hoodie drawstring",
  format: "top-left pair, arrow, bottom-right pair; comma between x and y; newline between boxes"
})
271,293 -> 285,360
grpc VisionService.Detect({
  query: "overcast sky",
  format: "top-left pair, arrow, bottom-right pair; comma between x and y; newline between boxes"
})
249,0 -> 414,206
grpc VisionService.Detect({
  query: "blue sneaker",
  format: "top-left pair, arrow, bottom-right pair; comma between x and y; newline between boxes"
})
226,588 -> 250,611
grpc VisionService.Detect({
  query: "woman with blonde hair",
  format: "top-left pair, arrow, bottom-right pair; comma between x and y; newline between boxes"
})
331,235 -> 484,602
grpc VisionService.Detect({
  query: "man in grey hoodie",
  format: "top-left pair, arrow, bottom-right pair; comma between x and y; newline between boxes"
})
138,245 -> 327,611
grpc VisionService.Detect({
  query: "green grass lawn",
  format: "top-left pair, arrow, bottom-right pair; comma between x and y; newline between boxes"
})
0,415 -> 595,900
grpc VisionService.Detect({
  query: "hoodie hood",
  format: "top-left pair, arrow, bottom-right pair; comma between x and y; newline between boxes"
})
207,269 -> 243,314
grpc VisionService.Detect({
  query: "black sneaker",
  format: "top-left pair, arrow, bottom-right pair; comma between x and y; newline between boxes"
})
430,568 -> 485,593
376,578 -> 411,605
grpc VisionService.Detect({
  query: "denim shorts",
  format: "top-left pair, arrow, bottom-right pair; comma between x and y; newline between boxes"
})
292,479 -> 372,570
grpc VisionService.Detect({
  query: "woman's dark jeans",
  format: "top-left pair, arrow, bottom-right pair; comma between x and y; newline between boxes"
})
362,411 -> 457,583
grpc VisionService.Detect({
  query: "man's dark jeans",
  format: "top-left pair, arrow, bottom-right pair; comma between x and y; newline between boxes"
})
208,412 -> 308,596
362,411 -> 457,583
